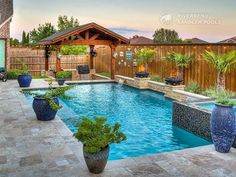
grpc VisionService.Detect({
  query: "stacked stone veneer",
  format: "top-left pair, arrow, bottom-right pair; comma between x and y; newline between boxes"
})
0,21 -> 11,69
173,101 -> 236,148
115,75 -> 187,101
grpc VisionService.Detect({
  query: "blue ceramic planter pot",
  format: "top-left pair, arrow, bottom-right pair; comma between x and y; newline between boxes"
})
83,145 -> 109,174
33,97 -> 59,121
211,104 -> 236,153
17,74 -> 32,87
57,78 -> 65,86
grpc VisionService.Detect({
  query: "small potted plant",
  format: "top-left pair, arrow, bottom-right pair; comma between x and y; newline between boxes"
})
23,81 -> 73,121
17,63 -> 32,87
135,48 -> 156,78
56,71 -> 72,86
206,88 -> 236,153
74,117 -> 127,174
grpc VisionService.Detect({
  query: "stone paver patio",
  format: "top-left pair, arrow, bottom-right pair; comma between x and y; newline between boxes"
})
0,80 -> 236,177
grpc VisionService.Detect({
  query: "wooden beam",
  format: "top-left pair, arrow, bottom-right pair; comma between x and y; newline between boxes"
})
44,45 -> 50,71
85,31 -> 89,40
90,33 -> 100,40
110,45 -> 117,79
89,45 -> 95,69
76,34 -> 84,40
56,46 -> 62,71
61,39 -> 112,46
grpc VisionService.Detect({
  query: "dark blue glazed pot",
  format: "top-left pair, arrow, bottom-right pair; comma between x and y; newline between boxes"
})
83,145 -> 109,174
211,103 -> 236,153
57,78 -> 65,86
33,97 -> 59,121
17,74 -> 32,87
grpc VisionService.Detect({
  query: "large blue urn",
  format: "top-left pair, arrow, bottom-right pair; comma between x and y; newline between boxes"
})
33,97 -> 59,121
17,74 -> 32,87
211,104 -> 236,153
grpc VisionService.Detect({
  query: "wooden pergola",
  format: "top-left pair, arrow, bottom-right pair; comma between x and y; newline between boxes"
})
38,23 -> 129,79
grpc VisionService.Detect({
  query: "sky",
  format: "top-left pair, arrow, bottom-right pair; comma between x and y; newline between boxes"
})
11,0 -> 236,42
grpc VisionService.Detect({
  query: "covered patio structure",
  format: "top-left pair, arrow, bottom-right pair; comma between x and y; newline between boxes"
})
38,22 -> 129,79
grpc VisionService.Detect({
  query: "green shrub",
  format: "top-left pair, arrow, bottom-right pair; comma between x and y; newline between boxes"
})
7,69 -> 24,79
150,75 -> 163,82
74,117 -> 127,153
32,76 -> 49,79
185,81 -> 201,94
205,88 -> 236,106
56,71 -> 72,79
60,45 -> 88,55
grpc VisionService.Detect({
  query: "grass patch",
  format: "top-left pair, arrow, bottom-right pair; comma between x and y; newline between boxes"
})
32,76 -> 49,79
97,72 -> 111,78
150,75 -> 163,82
185,80 -> 202,94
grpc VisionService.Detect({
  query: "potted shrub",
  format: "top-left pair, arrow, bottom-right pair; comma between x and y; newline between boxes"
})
135,48 -> 156,78
23,82 -> 73,121
17,63 -> 32,87
74,117 -> 127,174
206,88 -> 236,153
56,71 -> 72,86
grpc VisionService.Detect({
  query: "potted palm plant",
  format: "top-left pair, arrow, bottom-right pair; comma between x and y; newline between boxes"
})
165,52 -> 194,85
23,81 -> 73,121
203,50 -> 236,90
135,48 -> 156,78
17,63 -> 32,87
74,117 -> 127,174
205,88 -> 236,153
56,71 -> 72,86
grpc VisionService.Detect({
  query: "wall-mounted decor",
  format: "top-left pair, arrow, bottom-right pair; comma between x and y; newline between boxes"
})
113,52 -> 118,58
126,51 -> 133,60
120,51 -> 124,57
133,62 -> 138,67
124,62 -> 127,66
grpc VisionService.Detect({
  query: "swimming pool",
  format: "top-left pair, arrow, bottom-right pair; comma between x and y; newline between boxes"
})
25,83 -> 210,160
194,101 -> 236,114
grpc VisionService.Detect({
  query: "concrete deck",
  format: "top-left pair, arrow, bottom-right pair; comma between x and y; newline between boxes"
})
0,80 -> 236,177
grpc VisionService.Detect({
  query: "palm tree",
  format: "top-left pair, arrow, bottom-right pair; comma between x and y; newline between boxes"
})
203,50 -> 236,90
136,48 -> 156,72
165,52 -> 194,79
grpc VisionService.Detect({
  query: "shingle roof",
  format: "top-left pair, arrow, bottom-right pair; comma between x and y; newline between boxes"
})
190,38 -> 208,44
129,35 -> 154,44
38,22 -> 129,45
218,36 -> 236,43
0,0 -> 13,26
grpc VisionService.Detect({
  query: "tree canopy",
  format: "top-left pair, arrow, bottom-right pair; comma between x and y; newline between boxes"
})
57,15 -> 79,32
153,28 -> 182,44
30,23 -> 56,45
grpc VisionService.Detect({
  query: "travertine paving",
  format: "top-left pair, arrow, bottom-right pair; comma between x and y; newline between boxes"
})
0,80 -> 236,177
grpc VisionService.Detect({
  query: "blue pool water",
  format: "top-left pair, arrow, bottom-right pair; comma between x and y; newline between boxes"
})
194,101 -> 236,114
25,83 -> 210,160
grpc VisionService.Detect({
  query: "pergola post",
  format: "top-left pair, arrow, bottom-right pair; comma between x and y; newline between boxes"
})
56,45 -> 61,71
44,45 -> 50,71
110,44 -> 117,80
89,45 -> 95,69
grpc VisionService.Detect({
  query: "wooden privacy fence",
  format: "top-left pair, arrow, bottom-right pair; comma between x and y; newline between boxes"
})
10,55 -> 89,76
95,44 -> 236,91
